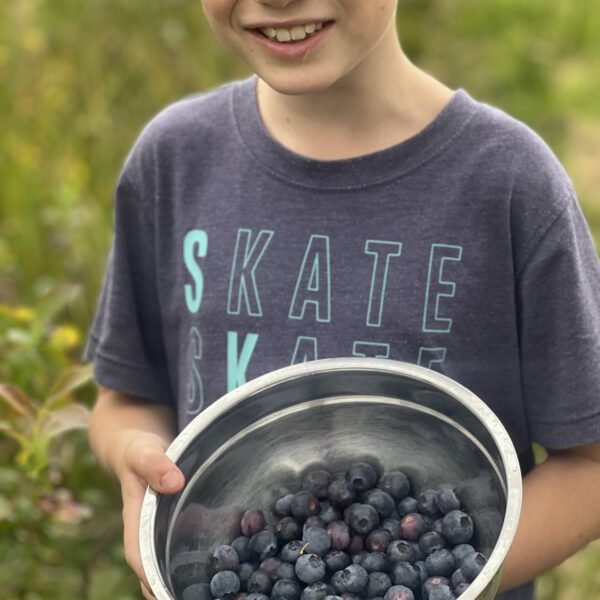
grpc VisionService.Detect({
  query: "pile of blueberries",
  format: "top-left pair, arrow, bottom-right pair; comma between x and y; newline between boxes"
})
206,462 -> 488,600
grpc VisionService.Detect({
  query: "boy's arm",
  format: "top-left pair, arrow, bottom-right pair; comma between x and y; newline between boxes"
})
499,442 -> 600,591
89,386 -> 185,599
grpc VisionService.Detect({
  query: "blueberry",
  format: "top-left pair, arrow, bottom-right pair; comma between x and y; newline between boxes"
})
387,539 -> 415,564
367,571 -> 392,598
303,526 -> 332,556
460,552 -> 487,582
396,497 -> 418,517
428,584 -> 456,600
303,469 -> 334,499
441,511 -> 474,545
425,550 -> 456,578
212,545 -> 240,572
358,552 -> 389,573
295,554 -> 326,584
271,578 -> 302,600
410,542 -> 425,562
232,536 -> 253,563
347,504 -> 380,535
249,529 -> 278,560
417,490 -> 441,518
324,550 -> 351,572
414,561 -> 429,585
366,529 -> 392,553
421,577 -> 451,600
277,517 -> 302,543
453,582 -> 469,596
330,570 -> 346,594
324,597 -> 343,600
210,570 -> 241,598
327,520 -> 352,551
291,492 -> 321,520
280,540 -> 304,563
348,535 -> 365,554
320,501 -> 342,524
418,531 -> 445,556
431,519 -> 444,536
258,557 -> 281,579
303,515 -> 327,535
277,564 -> 295,581
363,489 -> 396,519
450,568 -> 467,588
383,585 -> 415,600
241,510 -> 266,537
399,513 -> 429,541
450,544 -> 475,565
346,463 -> 378,492
378,471 -> 411,501
341,564 -> 369,593
435,488 -> 461,515
246,594 -> 270,600
328,480 -> 356,507
274,494 -> 295,517
352,550 -> 369,565
300,582 -> 335,600
381,518 -> 401,539
246,569 -> 273,595
237,562 -> 256,589
390,562 -> 420,590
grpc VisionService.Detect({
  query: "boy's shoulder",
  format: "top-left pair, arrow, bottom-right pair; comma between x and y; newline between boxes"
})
120,79 -> 243,181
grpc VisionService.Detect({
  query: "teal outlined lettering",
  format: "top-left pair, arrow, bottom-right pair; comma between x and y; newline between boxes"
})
352,341 -> 390,359
422,244 -> 463,333
186,327 -> 204,416
289,235 -> 331,323
417,347 -> 447,370
291,336 -> 318,364
227,228 -> 274,317
365,240 -> 402,327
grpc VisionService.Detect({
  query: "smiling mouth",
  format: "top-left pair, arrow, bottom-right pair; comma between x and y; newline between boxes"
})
257,22 -> 326,43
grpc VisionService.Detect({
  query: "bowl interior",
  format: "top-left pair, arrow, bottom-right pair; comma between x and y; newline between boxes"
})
151,366 -> 513,598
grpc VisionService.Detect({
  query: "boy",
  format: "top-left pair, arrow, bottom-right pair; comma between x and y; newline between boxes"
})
86,1 -> 600,599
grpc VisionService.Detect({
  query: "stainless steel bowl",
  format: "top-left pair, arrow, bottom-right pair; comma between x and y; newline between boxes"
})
140,358 -> 522,600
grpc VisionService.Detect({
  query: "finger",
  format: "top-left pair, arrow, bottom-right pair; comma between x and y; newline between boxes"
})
140,579 -> 156,599
121,472 -> 153,588
125,442 -> 185,494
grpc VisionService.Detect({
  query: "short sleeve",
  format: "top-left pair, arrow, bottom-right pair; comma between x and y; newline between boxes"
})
517,193 -> 600,448
84,176 -> 173,405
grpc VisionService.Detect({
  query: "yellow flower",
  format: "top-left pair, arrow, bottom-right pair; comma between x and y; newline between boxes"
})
0,304 -> 34,322
49,325 -> 82,351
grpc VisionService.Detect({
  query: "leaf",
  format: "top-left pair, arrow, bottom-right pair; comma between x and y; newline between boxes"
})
0,383 -> 36,418
0,420 -> 29,446
46,363 -> 94,407
39,404 -> 91,438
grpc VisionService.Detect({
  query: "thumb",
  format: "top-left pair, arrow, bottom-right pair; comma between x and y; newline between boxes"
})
126,442 -> 185,494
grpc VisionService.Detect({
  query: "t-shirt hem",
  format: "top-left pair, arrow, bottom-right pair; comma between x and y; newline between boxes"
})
85,338 -> 173,406
532,415 -> 600,450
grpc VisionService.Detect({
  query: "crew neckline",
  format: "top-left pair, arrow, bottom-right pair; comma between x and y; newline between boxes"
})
232,76 -> 479,190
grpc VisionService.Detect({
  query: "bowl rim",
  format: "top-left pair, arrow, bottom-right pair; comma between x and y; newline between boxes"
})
139,357 -> 522,600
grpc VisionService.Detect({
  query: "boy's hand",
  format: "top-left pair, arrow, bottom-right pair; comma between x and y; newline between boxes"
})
116,431 -> 185,599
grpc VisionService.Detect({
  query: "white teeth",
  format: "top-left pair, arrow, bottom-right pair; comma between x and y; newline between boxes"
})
259,22 -> 324,43
275,29 -> 292,42
291,26 -> 307,41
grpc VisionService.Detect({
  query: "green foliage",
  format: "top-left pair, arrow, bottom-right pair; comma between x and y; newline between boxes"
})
0,0 -> 599,598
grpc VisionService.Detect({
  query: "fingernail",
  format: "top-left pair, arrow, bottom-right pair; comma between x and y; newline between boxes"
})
160,470 -> 180,489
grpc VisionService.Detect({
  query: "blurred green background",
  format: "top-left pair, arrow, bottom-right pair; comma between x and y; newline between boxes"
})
1,0 -> 599,598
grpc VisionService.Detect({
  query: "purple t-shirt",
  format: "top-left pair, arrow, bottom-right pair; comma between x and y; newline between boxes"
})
86,77 -> 600,599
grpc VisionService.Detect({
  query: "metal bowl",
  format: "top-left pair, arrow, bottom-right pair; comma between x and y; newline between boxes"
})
140,358 -> 522,600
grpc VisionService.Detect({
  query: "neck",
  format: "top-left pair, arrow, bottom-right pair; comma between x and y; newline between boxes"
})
256,28 -> 454,160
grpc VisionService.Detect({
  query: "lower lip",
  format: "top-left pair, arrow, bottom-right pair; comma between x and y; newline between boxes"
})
248,22 -> 333,60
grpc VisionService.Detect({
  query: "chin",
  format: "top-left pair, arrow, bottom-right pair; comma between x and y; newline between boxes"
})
260,74 -> 338,97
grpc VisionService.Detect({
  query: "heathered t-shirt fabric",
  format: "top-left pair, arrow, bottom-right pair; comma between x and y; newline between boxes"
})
85,77 -> 600,599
